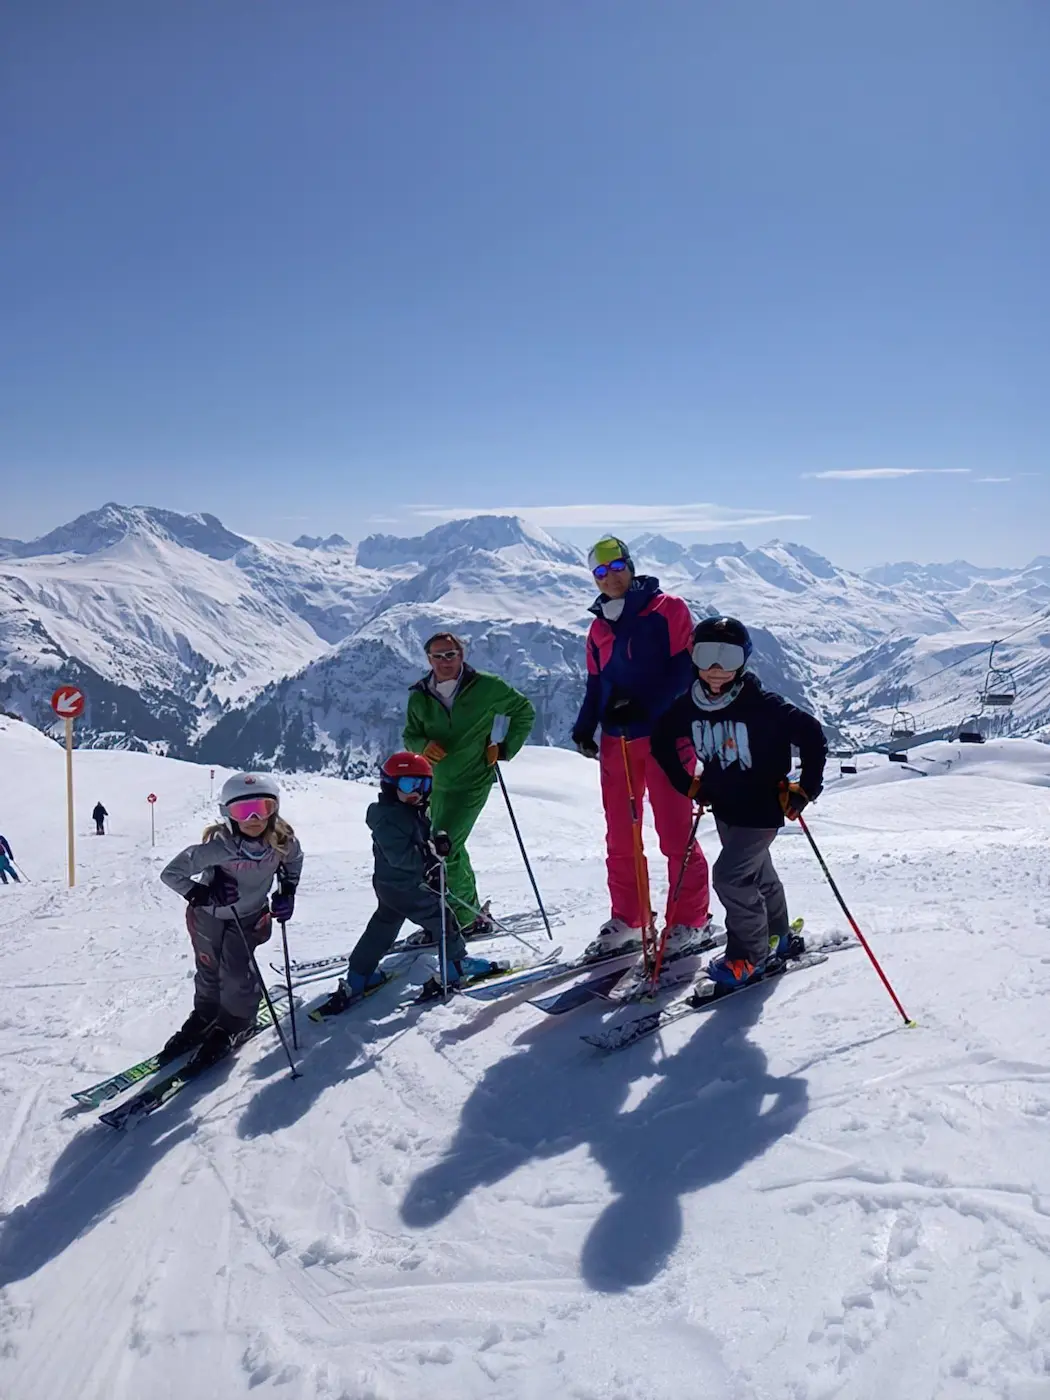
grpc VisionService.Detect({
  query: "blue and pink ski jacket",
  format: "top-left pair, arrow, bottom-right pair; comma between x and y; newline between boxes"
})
573,575 -> 695,741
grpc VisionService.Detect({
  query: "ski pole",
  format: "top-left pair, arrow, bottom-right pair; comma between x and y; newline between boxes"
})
620,735 -> 656,973
11,861 -> 30,883
442,888 -> 544,956
796,813 -> 915,1026
279,919 -> 298,1050
492,764 -> 553,940
649,800 -> 704,985
229,909 -> 301,1077
438,856 -> 449,1001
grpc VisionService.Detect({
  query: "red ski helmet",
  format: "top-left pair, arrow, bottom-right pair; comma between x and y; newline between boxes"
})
380,751 -> 434,782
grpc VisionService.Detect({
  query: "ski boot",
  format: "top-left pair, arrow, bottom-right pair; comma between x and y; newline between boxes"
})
157,1006 -> 218,1067
463,901 -> 495,939
312,969 -> 389,1020
184,1023 -> 237,1074
661,915 -> 714,958
417,954 -> 501,1002
768,918 -> 806,963
705,954 -> 765,990
583,917 -> 645,960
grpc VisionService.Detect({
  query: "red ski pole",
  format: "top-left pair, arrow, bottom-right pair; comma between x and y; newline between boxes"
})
796,812 -> 916,1026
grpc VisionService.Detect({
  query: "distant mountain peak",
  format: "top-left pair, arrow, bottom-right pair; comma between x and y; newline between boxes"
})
356,514 -> 582,570
293,533 -> 352,551
10,504 -> 249,562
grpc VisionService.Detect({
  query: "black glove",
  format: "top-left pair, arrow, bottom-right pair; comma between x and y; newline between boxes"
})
571,728 -> 599,760
423,861 -> 442,892
602,694 -> 647,728
432,830 -> 452,858
186,870 -> 239,908
270,883 -> 296,922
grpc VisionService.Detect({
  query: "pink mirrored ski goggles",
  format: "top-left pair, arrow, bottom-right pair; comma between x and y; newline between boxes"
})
226,796 -> 278,822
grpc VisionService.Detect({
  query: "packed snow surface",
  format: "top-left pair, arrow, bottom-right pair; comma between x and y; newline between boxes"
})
2,714 -> 1050,1398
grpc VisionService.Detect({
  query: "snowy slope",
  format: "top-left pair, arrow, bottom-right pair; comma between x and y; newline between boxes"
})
3,716 -> 1050,1398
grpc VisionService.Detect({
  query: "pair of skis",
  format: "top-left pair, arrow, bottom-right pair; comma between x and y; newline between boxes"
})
80,995 -> 303,1129
582,935 -> 861,1053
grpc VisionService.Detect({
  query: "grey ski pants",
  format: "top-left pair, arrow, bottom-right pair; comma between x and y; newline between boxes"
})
713,820 -> 790,966
186,904 -> 271,1030
348,879 -> 466,979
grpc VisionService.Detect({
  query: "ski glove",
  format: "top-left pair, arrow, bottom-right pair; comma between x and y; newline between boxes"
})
423,862 -> 443,892
687,775 -> 706,811
779,780 -> 810,821
186,870 -> 239,908
422,741 -> 447,763
431,830 -> 452,858
485,741 -> 506,766
602,694 -> 647,728
571,728 -> 599,760
270,884 -> 297,922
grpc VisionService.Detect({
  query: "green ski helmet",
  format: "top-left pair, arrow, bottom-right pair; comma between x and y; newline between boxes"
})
587,535 -> 634,575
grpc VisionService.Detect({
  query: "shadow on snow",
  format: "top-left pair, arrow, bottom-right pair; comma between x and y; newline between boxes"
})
401,981 -> 809,1293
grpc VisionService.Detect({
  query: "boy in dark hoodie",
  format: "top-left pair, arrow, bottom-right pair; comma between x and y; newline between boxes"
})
650,616 -> 827,989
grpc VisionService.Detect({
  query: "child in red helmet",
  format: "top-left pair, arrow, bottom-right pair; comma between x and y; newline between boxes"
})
316,752 -> 493,1015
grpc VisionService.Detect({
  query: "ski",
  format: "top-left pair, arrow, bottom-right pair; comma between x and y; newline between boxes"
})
413,946 -> 562,1003
72,984 -> 293,1108
307,966 -> 409,1022
98,997 -> 301,1129
582,940 -> 860,1053
528,930 -> 726,1015
529,967 -> 628,1016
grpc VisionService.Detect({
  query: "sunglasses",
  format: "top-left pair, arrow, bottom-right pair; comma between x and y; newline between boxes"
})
396,775 -> 433,794
592,558 -> 629,580
428,649 -> 461,661
692,641 -> 746,672
226,796 -> 278,822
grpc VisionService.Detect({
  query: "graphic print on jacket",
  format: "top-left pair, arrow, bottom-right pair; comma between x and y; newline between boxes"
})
692,718 -> 754,772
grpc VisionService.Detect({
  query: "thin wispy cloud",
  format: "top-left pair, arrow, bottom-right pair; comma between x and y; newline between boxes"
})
975,476 -> 1011,484
409,503 -> 810,534
802,468 -> 972,480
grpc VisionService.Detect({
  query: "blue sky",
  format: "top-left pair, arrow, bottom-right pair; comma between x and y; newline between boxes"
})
2,1 -> 1047,566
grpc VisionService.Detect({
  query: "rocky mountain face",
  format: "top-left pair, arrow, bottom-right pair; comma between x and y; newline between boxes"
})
1,504 -> 1046,769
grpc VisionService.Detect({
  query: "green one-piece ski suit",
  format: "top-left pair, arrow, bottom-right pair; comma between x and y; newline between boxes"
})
403,665 -> 535,918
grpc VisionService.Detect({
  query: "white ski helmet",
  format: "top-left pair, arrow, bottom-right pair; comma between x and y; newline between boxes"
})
219,771 -> 281,829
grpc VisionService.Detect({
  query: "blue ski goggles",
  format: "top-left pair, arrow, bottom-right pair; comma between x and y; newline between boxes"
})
395,774 -> 432,795
592,557 -> 630,580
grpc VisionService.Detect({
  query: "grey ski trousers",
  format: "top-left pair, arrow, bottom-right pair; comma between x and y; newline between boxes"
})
348,880 -> 466,979
186,904 -> 271,1030
713,820 -> 790,966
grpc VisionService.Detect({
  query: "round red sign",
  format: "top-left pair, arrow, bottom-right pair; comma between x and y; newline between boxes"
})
147,793 -> 157,804
50,685 -> 86,719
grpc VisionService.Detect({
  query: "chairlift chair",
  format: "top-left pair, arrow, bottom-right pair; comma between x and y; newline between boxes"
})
982,641 -> 1016,709
840,757 -> 858,775
890,707 -> 916,741
957,714 -> 985,745
888,751 -> 908,764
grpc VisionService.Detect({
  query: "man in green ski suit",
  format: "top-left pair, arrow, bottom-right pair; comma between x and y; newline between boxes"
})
403,631 -> 535,932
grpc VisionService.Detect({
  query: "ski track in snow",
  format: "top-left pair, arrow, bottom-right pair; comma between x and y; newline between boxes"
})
2,716 -> 1050,1397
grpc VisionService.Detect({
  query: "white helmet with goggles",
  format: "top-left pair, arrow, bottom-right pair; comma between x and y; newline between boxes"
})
219,772 -> 281,829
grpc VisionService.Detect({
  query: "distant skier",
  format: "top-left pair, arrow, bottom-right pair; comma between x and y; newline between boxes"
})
651,616 -> 827,990
92,802 -> 108,835
316,752 -> 495,1015
402,632 -> 535,933
571,535 -> 709,955
158,773 -> 303,1071
0,835 -> 18,886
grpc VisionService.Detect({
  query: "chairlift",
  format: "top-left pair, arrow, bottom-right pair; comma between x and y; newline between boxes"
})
981,640 -> 1016,709
840,757 -> 858,775
957,714 -> 985,745
889,707 -> 916,741
888,751 -> 908,764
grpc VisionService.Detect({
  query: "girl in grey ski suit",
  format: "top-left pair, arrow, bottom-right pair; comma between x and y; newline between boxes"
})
161,823 -> 304,1032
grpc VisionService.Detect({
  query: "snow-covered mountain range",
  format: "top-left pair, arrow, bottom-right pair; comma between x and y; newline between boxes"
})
1,503 -> 1047,770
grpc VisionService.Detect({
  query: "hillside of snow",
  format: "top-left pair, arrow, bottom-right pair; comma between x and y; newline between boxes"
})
3,715 -> 1050,1397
